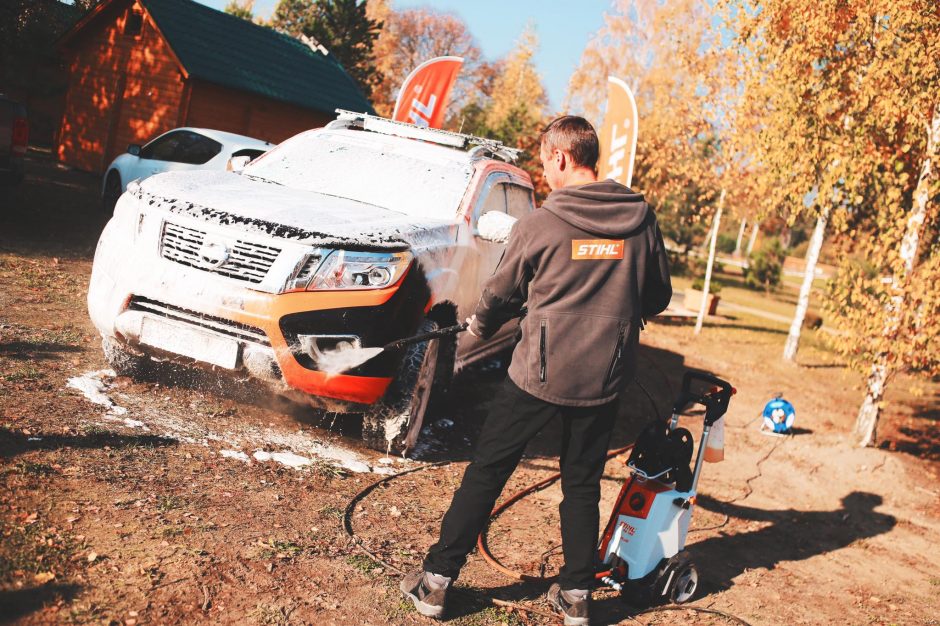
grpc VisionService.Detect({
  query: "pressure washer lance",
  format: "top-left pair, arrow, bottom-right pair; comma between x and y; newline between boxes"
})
317,322 -> 469,375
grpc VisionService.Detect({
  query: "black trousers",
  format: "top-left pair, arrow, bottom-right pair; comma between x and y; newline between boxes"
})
423,378 -> 617,589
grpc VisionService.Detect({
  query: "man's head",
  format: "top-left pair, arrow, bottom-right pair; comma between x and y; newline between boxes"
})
538,116 -> 599,190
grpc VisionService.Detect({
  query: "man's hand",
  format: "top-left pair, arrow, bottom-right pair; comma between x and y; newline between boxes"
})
466,315 -> 480,337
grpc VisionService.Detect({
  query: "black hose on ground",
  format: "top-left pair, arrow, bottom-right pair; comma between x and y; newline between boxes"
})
341,366 -> 752,624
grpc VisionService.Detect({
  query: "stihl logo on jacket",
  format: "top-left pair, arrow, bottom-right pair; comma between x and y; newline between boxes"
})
572,239 -> 625,260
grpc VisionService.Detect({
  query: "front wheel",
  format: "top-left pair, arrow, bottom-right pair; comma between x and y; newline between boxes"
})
102,171 -> 122,214
102,336 -> 152,379
362,319 -> 441,455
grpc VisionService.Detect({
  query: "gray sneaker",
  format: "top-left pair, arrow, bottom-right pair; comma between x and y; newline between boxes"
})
400,570 -> 449,619
547,583 -> 591,626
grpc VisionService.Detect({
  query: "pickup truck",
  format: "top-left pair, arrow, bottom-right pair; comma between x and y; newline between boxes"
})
0,96 -> 28,184
87,111 -> 534,452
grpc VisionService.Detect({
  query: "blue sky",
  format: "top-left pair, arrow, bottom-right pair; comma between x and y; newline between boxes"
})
196,0 -> 612,111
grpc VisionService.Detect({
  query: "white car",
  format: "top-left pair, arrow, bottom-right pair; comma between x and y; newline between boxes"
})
87,111 -> 534,452
101,127 -> 273,212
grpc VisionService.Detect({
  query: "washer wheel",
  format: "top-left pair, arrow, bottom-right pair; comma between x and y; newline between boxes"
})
669,561 -> 699,604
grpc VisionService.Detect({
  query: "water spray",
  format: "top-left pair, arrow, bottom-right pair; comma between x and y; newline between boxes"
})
317,322 -> 469,375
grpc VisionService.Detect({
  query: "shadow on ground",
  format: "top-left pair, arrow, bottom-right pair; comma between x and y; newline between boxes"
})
0,583 -> 82,625
881,396 -> 940,462
0,426 -> 177,459
0,341 -> 84,360
689,491 -> 895,593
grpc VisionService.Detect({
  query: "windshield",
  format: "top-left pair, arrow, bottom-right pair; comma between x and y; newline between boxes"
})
244,130 -> 474,220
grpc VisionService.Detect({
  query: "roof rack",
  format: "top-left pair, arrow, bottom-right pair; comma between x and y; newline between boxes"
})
330,109 -> 522,163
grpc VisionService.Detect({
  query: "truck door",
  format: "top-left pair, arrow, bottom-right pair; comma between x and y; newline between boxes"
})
457,172 -> 535,358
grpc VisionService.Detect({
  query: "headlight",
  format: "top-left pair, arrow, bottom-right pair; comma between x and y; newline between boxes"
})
111,192 -> 141,241
308,249 -> 412,290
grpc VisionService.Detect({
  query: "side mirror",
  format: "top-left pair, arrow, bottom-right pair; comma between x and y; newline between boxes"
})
477,211 -> 517,244
127,144 -> 141,156
227,155 -> 252,173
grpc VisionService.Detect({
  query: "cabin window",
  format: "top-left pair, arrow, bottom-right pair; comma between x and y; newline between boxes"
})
124,10 -> 143,38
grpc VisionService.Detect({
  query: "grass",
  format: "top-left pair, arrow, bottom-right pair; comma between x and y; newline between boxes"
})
0,516 -> 81,581
345,553 -> 382,576
160,526 -> 183,538
311,459 -> 347,479
249,603 -> 293,626
257,538 -> 304,560
81,424 -> 108,437
452,606 -> 526,626
385,596 -> 417,621
2,363 -> 45,383
674,266 -> 828,324
318,504 -> 345,520
15,461 -> 56,476
156,495 -> 184,513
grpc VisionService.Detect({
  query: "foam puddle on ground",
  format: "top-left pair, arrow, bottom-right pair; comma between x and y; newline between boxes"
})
67,370 -> 128,415
65,369 -> 385,474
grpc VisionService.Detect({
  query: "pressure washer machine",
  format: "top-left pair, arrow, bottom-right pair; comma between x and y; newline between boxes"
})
596,372 -> 734,606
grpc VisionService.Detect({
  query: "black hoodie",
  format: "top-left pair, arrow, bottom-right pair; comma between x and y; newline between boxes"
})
472,179 -> 672,407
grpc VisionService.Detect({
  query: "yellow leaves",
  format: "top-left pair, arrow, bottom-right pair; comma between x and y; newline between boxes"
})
485,25 -> 546,132
33,571 -> 56,584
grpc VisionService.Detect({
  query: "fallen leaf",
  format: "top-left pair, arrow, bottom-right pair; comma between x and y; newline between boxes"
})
87,552 -> 98,563
33,572 -> 56,584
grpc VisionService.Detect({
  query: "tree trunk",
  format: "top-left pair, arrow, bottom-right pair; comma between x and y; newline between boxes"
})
734,218 -> 747,256
694,188 -> 725,335
745,222 -> 759,256
783,205 -> 831,361
853,107 -> 939,446
854,362 -> 887,447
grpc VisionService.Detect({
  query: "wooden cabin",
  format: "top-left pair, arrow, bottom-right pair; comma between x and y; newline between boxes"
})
56,0 -> 373,173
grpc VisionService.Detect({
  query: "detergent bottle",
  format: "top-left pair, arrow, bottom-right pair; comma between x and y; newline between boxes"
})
703,416 -> 725,462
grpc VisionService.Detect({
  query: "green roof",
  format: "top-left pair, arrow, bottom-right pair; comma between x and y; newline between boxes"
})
141,0 -> 374,115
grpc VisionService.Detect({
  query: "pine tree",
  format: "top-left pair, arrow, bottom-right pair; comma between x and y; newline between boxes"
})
271,0 -> 381,101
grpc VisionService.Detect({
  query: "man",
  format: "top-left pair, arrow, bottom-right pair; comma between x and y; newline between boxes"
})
401,116 -> 672,625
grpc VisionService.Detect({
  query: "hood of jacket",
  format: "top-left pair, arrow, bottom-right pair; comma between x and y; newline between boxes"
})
541,179 -> 649,237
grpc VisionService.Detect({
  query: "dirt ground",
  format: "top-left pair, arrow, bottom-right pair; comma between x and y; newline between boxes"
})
2,152 -> 938,625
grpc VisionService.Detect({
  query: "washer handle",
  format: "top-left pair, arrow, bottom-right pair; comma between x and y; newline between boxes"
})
673,371 -> 734,426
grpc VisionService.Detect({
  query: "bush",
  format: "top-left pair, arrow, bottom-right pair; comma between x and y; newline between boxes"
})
668,250 -> 692,277
744,238 -> 784,291
694,257 -> 725,276
716,233 -> 737,254
802,312 -> 823,329
691,277 -> 722,294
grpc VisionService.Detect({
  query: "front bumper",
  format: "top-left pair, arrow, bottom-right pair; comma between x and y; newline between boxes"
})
88,209 -> 430,407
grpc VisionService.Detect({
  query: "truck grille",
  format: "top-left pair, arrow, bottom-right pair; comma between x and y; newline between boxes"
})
129,297 -> 270,346
160,222 -> 280,284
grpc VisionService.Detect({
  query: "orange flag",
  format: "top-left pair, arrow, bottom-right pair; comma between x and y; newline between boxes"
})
598,76 -> 639,188
392,56 -> 463,129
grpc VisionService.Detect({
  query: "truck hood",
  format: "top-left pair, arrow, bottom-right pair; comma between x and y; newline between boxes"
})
134,170 -> 455,250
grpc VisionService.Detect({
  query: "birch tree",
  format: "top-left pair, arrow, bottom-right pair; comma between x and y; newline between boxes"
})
731,0 -> 940,445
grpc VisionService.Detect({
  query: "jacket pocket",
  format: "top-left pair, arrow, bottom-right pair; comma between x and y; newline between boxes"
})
539,319 -> 547,383
603,323 -> 628,387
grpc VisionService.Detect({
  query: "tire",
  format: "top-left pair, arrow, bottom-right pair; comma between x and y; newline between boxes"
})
362,319 -> 441,455
102,336 -> 152,379
669,562 -> 698,604
102,171 -> 122,214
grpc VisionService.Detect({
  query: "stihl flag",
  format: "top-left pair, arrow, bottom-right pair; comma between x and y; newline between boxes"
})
392,56 -> 463,129
598,76 -> 638,188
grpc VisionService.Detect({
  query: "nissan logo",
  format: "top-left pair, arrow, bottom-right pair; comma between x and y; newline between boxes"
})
199,240 -> 230,270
